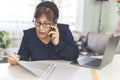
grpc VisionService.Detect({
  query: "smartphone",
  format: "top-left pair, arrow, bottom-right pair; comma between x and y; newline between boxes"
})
49,18 -> 57,37
49,27 -> 55,37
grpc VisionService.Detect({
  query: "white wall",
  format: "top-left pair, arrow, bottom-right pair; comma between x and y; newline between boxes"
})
75,0 -> 84,31
82,0 -> 119,34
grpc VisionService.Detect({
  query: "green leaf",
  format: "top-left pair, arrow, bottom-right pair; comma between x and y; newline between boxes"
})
0,30 -> 11,48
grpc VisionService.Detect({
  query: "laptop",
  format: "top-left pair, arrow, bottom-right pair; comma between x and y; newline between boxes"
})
71,36 -> 120,69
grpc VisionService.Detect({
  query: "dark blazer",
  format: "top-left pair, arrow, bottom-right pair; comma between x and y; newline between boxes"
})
18,23 -> 79,61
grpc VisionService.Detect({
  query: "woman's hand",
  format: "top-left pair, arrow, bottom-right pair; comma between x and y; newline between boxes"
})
48,24 -> 59,45
7,53 -> 20,66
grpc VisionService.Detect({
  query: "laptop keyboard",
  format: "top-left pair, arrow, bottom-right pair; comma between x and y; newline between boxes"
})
84,58 -> 101,67
78,57 -> 102,68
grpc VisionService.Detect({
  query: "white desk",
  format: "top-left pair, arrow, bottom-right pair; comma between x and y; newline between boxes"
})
97,54 -> 120,80
0,61 -> 94,80
0,54 -> 120,80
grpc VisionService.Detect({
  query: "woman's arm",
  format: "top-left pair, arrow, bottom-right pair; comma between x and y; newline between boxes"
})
17,30 -> 31,61
53,24 -> 79,61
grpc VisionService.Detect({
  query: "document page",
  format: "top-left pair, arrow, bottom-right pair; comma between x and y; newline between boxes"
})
48,65 -> 92,80
18,61 -> 56,78
17,61 -> 94,80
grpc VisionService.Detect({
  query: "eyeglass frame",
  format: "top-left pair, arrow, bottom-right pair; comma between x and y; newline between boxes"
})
32,19 -> 53,28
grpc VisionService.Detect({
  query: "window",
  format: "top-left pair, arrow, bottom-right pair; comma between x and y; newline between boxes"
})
57,0 -> 77,30
0,0 -> 84,32
0,0 -> 40,47
46,0 -> 84,31
0,0 -> 40,32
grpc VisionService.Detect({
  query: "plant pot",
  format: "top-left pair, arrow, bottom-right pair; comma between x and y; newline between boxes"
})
0,48 -> 4,60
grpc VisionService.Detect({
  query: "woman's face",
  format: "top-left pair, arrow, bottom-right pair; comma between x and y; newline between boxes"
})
35,15 -> 53,40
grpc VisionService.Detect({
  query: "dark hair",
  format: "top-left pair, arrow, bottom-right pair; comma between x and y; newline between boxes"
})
34,1 -> 59,22
34,7 -> 55,22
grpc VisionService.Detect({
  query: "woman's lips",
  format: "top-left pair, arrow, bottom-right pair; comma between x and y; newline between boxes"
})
39,32 -> 45,35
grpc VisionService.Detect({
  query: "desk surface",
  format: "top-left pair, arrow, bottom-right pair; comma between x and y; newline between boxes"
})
0,54 -> 120,80
0,60 -> 93,80
97,54 -> 120,80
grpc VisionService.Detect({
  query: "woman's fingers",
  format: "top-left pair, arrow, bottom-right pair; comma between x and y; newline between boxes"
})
8,56 -> 17,66
7,53 -> 19,66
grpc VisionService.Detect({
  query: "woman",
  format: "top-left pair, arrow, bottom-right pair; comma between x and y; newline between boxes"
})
8,1 -> 79,65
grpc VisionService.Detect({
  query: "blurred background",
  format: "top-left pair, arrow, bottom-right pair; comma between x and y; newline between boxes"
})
0,0 -> 119,50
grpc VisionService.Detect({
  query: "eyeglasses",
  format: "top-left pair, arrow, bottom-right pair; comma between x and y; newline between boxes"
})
33,20 -> 53,28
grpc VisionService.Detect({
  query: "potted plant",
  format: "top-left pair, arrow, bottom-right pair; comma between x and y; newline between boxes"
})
0,30 -> 11,49
0,30 -> 11,60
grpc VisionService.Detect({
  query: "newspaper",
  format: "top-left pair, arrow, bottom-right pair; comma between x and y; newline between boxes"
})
18,61 -> 56,79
